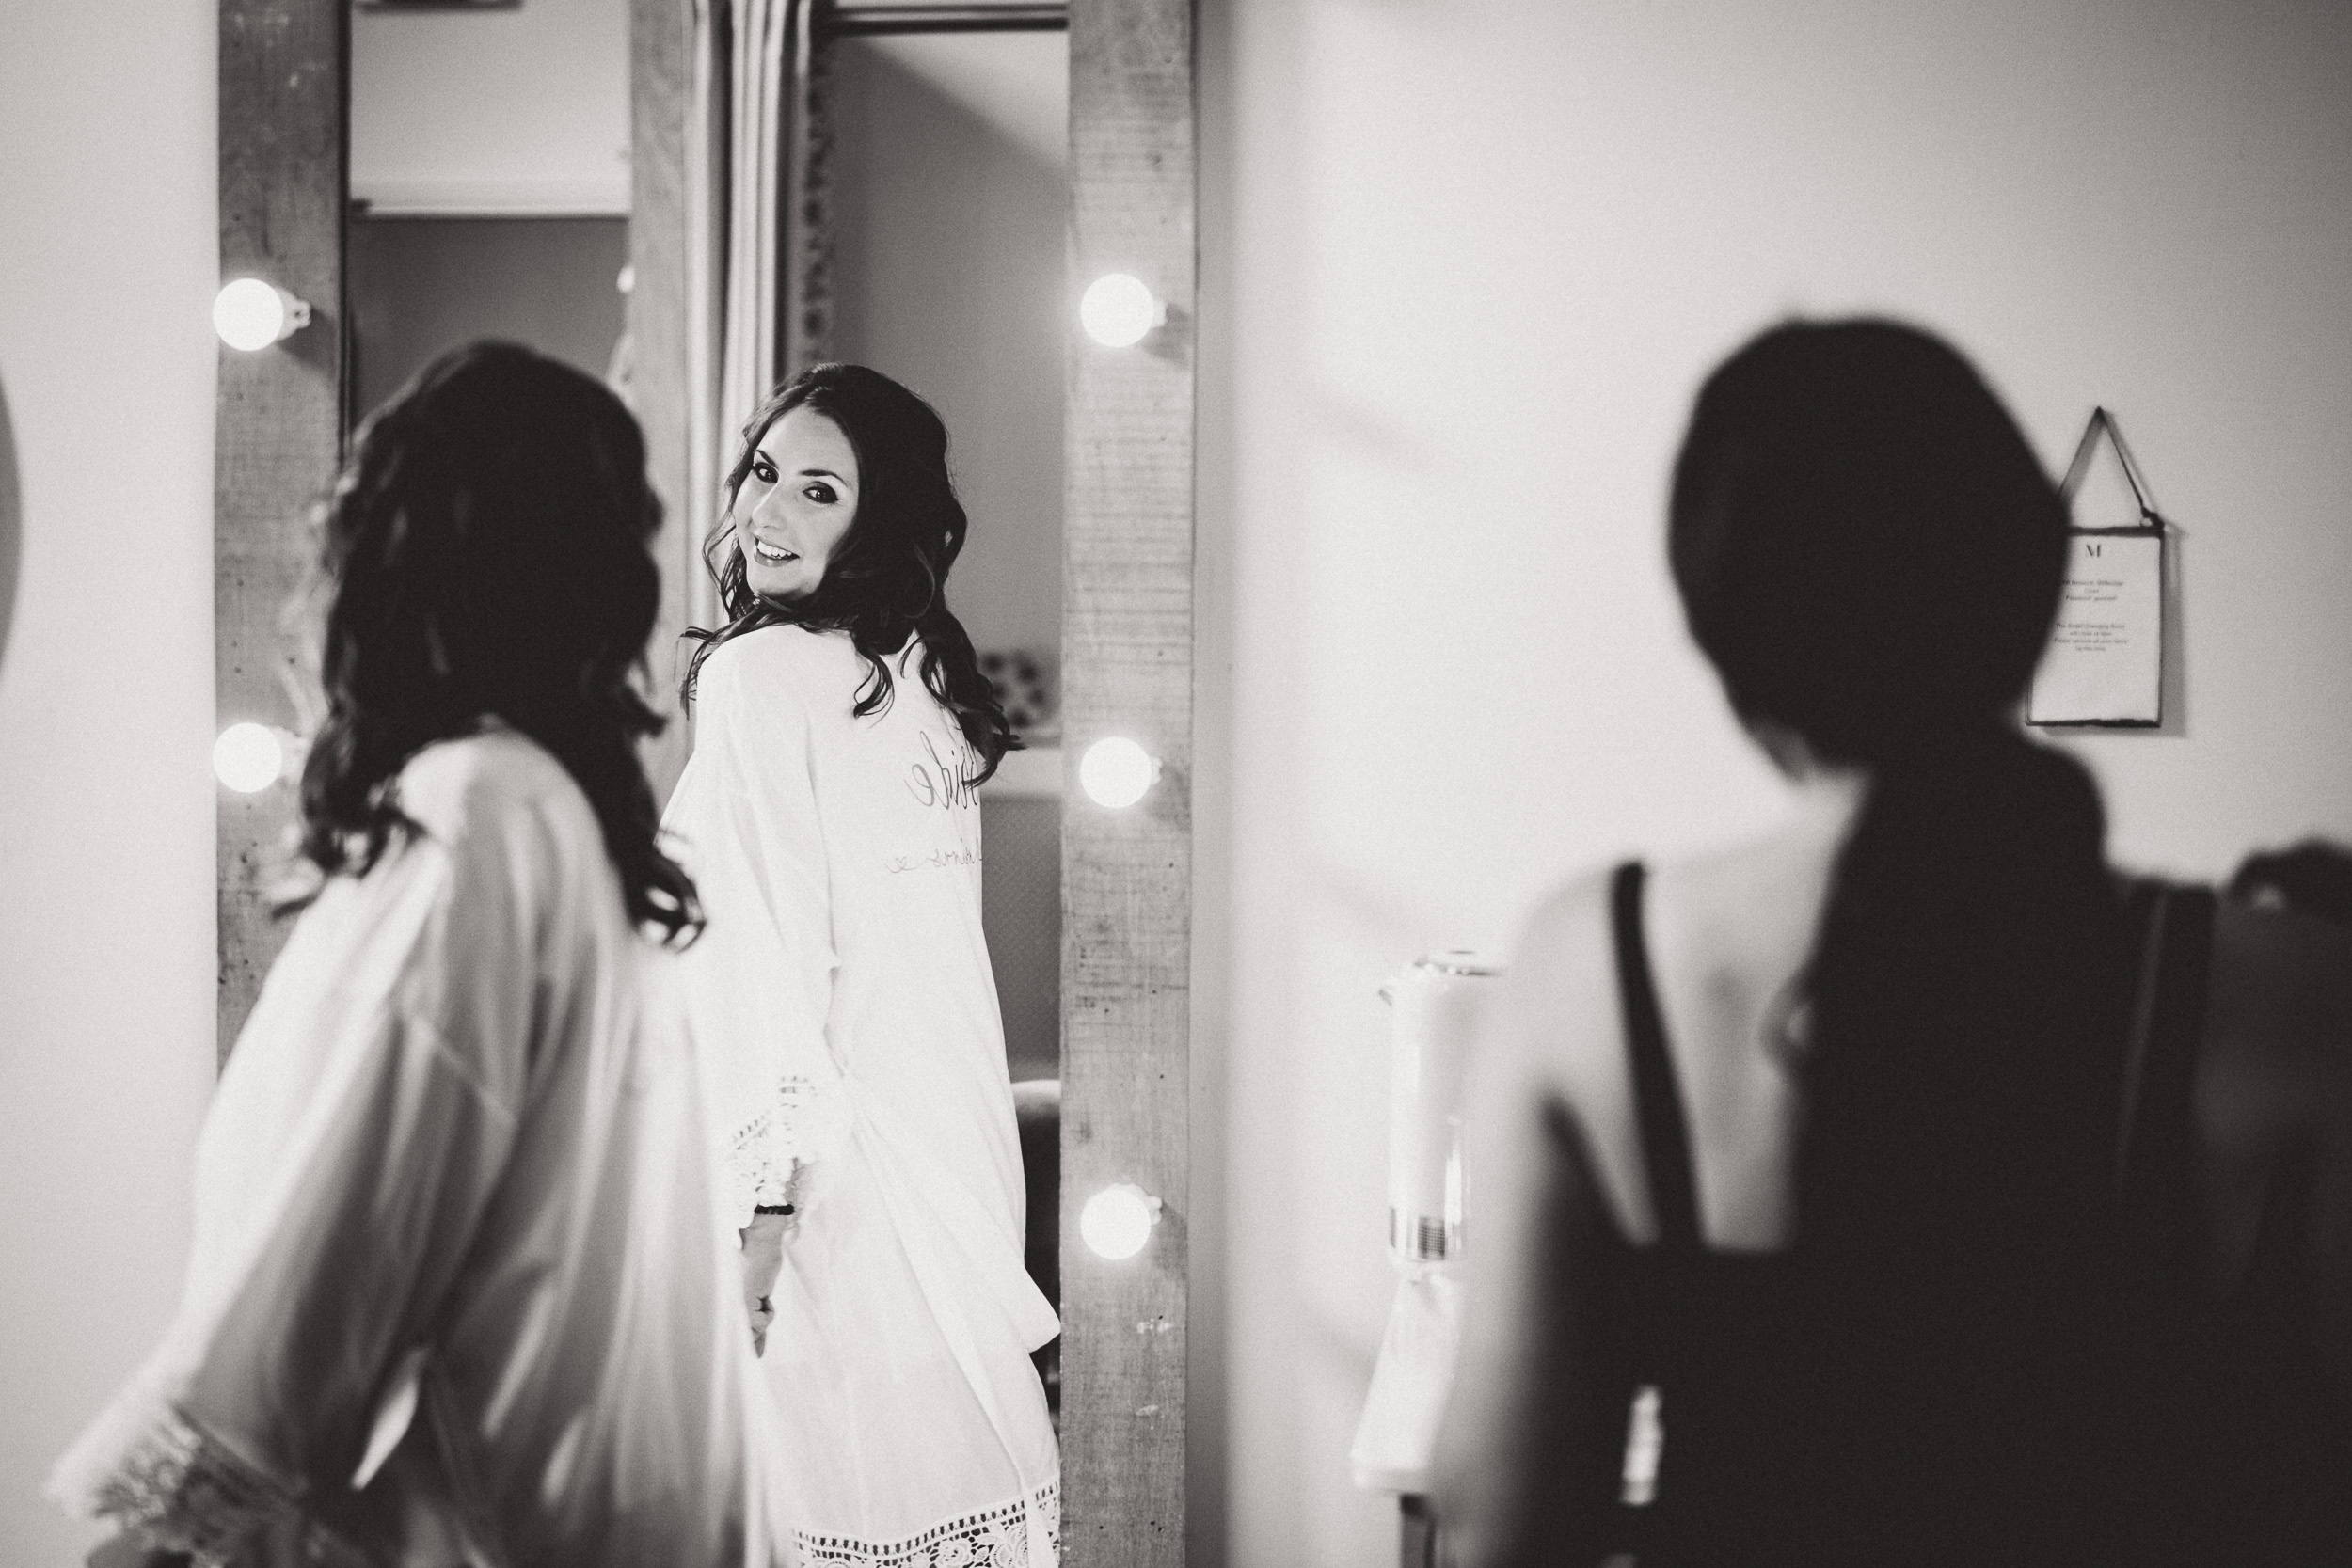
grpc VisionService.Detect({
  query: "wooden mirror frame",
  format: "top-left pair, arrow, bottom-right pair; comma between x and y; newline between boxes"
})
215,0 -> 344,1053
217,0 -> 1195,1556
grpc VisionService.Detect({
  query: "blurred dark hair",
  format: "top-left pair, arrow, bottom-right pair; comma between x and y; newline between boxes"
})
1667,320 -> 2139,1540
1669,319 -> 2068,762
294,341 -> 701,944
680,363 -> 1015,783
2228,838 -> 2352,927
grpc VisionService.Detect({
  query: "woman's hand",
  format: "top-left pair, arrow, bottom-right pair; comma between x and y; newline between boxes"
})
739,1212 -> 789,1356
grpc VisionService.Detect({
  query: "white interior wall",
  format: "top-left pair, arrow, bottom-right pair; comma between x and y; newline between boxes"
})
1197,1 -> 2352,1562
0,6 -> 218,1562
352,0 -> 630,214
827,31 -> 1069,1079
829,30 -> 1068,666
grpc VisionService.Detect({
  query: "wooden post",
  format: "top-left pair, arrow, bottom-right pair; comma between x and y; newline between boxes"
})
630,0 -> 699,801
216,0 -> 345,1059
1060,1 -> 1195,1561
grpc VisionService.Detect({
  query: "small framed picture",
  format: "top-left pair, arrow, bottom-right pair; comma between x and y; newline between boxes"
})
2026,528 -> 2164,727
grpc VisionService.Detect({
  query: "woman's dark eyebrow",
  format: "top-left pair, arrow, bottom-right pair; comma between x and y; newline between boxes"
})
795,467 -> 846,483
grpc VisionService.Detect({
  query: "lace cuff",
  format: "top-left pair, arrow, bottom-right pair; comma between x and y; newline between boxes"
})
55,1400 -> 360,1568
721,1071 -> 854,1223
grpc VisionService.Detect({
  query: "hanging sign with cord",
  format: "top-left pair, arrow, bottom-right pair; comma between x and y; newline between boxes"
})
2027,407 -> 2167,727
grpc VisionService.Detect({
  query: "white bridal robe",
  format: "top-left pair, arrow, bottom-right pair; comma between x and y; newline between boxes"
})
663,625 -> 1060,1568
51,730 -> 788,1568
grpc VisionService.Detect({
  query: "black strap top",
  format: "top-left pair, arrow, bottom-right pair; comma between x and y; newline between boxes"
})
1612,862 -> 1704,1254
1597,863 -> 1819,1562
1595,863 -> 2347,1566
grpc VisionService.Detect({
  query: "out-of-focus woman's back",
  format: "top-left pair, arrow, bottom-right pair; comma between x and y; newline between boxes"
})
1432,319 -> 2352,1566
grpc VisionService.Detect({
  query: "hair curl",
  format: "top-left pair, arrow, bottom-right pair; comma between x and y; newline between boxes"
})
679,363 -> 1016,783
294,340 -> 702,944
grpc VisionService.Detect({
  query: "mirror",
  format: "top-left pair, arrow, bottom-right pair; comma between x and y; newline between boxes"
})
346,0 -> 634,420
822,13 -> 1071,1101
346,7 -> 1068,1117
628,0 -> 1197,1555
219,0 -> 1189,1559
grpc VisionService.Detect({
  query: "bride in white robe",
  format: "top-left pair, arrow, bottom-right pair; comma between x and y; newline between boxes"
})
664,364 -> 1059,1568
51,344 -> 787,1568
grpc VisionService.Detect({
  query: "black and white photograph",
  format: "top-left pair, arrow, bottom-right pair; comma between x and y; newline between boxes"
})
2,1 -> 2347,1564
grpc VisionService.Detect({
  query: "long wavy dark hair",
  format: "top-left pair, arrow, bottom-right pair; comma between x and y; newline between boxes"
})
679,363 -> 1016,783
1667,320 -> 2141,1546
294,341 -> 702,944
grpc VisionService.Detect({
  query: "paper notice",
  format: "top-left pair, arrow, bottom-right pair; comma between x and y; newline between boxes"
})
2027,531 -> 2163,725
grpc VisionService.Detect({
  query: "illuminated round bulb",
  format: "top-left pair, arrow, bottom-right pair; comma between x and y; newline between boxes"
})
213,278 -> 309,352
1079,736 -> 1159,809
1079,273 -> 1159,348
214,722 -> 285,793
1080,1183 -> 1161,1261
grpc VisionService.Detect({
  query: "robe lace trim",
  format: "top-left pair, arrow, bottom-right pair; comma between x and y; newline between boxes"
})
796,1479 -> 1059,1568
77,1402 -> 355,1568
723,1070 -> 854,1218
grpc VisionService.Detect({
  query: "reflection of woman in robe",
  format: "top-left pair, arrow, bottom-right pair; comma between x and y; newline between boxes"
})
665,363 -> 1060,1568
51,343 -> 786,1567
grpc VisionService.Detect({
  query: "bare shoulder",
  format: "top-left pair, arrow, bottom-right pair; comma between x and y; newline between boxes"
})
1498,869 -> 1623,1097
2206,900 -> 2352,1143
1486,867 -> 1655,1238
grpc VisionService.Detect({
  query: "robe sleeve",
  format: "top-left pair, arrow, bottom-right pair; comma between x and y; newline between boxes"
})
48,810 -> 546,1567
675,640 -> 851,1227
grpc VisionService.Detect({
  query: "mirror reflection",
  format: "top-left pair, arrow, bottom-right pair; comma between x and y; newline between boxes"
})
348,2 -> 1070,1560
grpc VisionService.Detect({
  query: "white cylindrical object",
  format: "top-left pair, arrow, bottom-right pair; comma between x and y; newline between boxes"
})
1382,951 -> 1501,1265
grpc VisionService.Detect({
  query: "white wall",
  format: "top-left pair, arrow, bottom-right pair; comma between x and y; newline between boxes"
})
826,30 -> 1069,1079
352,0 -> 630,214
830,30 -> 1068,666
1196,0 -> 2352,1562
0,5 -> 219,1561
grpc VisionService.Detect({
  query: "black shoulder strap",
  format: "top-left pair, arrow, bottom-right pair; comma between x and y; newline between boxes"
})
2116,881 -> 2217,1270
1612,862 -> 1704,1251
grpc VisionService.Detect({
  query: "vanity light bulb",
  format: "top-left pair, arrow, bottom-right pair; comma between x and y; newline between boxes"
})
1079,273 -> 1159,348
1079,736 -> 1159,809
214,278 -> 310,352
1080,1183 -> 1161,1261
214,722 -> 285,793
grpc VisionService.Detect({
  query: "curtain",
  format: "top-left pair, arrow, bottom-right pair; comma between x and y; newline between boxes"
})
685,0 -> 835,632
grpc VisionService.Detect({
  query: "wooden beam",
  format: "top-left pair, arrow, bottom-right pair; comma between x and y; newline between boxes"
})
216,0 -> 346,1059
1060,0 -> 1195,1561
630,0 -> 697,801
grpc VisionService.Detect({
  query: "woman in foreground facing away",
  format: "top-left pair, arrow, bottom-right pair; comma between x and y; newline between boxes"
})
664,363 -> 1059,1567
1431,320 -> 2352,1566
53,343 -> 787,1567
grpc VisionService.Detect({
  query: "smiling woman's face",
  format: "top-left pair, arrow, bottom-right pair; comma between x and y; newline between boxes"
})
733,405 -> 861,603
